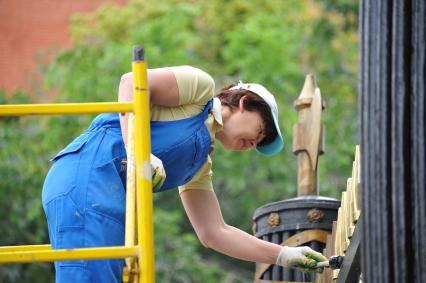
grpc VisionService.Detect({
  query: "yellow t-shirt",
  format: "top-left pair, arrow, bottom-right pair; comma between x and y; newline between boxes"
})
150,66 -> 223,193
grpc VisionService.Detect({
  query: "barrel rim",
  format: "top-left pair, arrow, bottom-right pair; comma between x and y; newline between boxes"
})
253,196 -> 340,220
254,223 -> 333,237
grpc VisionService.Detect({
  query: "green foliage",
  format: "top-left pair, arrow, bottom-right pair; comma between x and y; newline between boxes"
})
0,0 -> 358,281
153,209 -> 236,282
0,90 -> 54,282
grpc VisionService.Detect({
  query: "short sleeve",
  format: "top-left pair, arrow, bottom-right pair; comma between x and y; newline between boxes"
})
178,155 -> 213,193
170,66 -> 215,106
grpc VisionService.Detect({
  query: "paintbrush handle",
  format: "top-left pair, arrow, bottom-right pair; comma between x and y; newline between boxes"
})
316,261 -> 330,268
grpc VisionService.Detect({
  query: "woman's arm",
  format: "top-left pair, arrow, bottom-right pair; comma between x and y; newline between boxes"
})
118,68 -> 179,144
179,189 -> 281,264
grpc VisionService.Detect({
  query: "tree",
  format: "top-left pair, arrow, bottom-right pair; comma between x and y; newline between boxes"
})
0,0 -> 358,281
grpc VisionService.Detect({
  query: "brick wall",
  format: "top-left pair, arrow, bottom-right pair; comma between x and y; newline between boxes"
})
0,0 -> 127,96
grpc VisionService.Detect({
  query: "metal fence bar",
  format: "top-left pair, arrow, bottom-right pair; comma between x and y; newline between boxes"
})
360,0 -> 426,282
0,46 -> 155,282
132,46 -> 155,283
0,102 -> 133,116
0,244 -> 52,252
0,246 -> 138,263
124,113 -> 138,282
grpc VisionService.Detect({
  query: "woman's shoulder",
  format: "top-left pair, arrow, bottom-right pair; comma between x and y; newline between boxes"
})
170,66 -> 215,104
170,65 -> 214,85
150,66 -> 215,121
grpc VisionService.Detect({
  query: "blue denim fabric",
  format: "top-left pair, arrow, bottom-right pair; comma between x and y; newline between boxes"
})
42,100 -> 212,282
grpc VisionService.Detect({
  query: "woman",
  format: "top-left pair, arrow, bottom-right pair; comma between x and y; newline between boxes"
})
42,66 -> 326,282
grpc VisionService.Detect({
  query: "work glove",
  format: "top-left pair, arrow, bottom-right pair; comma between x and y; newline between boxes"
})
276,246 -> 327,274
151,153 -> 166,191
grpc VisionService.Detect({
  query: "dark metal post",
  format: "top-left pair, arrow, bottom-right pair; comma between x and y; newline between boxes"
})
360,0 -> 425,282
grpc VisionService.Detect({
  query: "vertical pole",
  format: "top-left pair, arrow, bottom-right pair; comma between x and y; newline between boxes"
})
124,113 -> 136,282
360,0 -> 426,281
132,46 -> 155,283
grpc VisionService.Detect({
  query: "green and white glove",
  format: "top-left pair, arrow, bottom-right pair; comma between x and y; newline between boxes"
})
151,153 -> 166,191
276,246 -> 327,273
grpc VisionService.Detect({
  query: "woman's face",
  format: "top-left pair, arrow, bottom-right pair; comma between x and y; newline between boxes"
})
216,103 -> 265,151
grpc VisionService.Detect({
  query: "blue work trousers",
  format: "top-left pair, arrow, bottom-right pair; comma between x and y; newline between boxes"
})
42,123 -> 127,283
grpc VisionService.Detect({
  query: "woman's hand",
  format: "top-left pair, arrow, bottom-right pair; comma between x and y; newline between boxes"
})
151,153 -> 166,191
275,246 -> 327,273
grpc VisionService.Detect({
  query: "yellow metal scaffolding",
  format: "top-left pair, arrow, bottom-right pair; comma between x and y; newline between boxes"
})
0,46 -> 155,283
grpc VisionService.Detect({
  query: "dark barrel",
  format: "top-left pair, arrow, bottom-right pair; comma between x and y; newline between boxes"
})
253,196 -> 339,282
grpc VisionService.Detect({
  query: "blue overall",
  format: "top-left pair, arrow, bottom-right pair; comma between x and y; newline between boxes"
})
42,100 -> 212,283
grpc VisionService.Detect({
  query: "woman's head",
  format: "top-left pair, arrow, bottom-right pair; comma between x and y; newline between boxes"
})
215,82 -> 283,155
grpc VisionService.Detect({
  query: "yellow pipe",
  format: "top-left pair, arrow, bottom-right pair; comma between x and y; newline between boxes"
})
0,246 -> 138,264
125,113 -> 137,248
0,102 -> 133,116
0,244 -> 51,252
125,113 -> 137,269
132,47 -> 155,283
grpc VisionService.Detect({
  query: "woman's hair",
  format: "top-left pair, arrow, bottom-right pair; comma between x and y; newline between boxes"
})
216,83 -> 277,147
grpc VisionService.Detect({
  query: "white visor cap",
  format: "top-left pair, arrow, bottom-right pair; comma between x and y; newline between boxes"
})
229,82 -> 283,156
